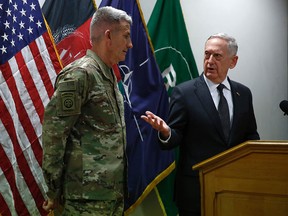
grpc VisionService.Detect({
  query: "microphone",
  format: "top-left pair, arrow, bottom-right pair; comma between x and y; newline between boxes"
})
279,100 -> 288,115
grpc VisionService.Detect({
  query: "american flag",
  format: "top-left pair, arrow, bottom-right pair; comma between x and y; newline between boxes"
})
0,0 -> 61,215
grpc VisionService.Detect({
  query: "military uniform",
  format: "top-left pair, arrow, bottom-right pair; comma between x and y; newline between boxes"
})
42,49 -> 126,215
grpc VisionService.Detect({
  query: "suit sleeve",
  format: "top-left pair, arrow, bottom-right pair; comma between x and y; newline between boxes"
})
160,86 -> 188,150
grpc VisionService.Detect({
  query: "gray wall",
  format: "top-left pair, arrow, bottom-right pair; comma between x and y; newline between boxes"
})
140,0 -> 288,140
99,0 -> 288,215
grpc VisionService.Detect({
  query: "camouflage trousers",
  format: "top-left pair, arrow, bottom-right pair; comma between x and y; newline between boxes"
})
54,199 -> 124,216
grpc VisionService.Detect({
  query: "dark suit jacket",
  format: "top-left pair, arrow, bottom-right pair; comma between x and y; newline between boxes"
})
160,74 -> 260,213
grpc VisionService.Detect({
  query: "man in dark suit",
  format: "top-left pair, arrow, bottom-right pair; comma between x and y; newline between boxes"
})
141,33 -> 260,216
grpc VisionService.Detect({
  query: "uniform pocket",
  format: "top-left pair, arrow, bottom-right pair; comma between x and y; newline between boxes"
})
84,85 -> 118,126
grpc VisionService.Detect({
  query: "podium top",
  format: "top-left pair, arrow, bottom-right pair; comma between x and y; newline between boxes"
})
192,140 -> 288,171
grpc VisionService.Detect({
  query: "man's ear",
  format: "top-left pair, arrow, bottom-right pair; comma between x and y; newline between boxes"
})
104,29 -> 113,47
104,29 -> 111,40
229,55 -> 238,69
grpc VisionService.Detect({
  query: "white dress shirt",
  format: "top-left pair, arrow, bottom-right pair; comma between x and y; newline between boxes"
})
203,75 -> 234,124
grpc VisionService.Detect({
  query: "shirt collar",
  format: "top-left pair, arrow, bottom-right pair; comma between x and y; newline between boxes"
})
203,74 -> 231,92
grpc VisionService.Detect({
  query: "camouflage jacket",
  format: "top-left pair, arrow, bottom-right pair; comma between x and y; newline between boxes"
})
42,50 -> 126,201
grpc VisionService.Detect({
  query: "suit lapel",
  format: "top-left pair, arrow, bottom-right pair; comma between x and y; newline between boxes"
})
195,75 -> 225,142
229,80 -> 241,142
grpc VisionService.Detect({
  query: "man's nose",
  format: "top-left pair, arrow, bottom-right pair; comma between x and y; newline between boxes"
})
128,38 -> 133,49
208,54 -> 217,63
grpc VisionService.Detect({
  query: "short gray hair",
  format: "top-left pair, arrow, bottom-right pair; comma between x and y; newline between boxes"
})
90,6 -> 132,41
207,33 -> 238,56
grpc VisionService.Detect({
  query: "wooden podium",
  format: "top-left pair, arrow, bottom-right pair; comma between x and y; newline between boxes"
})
193,141 -> 288,216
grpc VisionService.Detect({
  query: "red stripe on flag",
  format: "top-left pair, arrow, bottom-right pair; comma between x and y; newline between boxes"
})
15,51 -> 44,122
34,33 -> 58,99
0,99 -> 46,215
1,60 -> 43,165
112,64 -> 122,82
0,140 -> 29,215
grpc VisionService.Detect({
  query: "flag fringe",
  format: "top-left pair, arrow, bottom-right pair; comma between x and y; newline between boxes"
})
135,0 -> 155,54
43,16 -> 63,70
124,161 -> 175,215
154,187 -> 167,216
92,0 -> 98,10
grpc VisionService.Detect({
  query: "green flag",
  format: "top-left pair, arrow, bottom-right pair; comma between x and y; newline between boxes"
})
147,0 -> 199,215
148,0 -> 198,96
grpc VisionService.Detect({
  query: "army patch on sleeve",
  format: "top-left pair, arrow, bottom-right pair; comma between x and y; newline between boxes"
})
61,92 -> 76,111
56,80 -> 81,116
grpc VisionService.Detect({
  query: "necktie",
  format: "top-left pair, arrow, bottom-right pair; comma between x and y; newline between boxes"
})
217,84 -> 230,141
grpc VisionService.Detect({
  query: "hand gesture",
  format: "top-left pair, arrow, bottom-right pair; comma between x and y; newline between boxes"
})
141,111 -> 170,139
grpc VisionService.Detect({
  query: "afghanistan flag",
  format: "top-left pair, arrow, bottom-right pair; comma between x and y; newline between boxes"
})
42,0 -> 96,66
99,0 -> 175,215
147,0 -> 199,215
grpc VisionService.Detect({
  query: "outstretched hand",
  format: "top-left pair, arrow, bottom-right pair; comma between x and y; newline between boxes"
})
141,111 -> 170,139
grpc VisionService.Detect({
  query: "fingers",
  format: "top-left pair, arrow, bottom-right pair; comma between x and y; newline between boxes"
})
141,111 -> 165,130
42,199 -> 54,212
42,201 -> 50,212
144,110 -> 154,117
141,111 -> 158,124
141,110 -> 172,141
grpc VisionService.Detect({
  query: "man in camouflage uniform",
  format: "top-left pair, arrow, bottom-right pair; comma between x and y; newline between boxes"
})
42,6 -> 133,215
